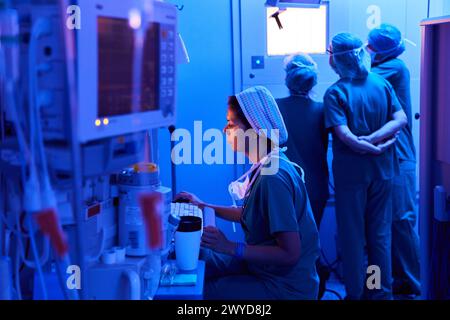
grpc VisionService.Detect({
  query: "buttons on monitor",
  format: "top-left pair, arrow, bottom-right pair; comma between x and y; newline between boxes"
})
160,26 -> 176,118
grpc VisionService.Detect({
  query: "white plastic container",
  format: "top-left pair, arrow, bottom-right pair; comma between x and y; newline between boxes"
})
175,216 -> 202,271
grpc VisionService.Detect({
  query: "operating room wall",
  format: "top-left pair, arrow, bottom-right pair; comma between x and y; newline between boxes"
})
428,0 -> 450,17
158,0 -> 245,241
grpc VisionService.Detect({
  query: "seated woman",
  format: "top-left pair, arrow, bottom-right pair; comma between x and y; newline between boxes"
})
175,86 -> 320,300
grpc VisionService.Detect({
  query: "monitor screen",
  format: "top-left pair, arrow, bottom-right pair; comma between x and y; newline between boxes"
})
97,17 -> 160,118
266,4 -> 328,55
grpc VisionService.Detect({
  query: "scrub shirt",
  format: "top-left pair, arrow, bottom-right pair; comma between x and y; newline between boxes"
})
204,153 -> 320,300
324,72 -> 401,184
277,96 -> 330,225
323,72 -> 402,300
373,58 -> 420,295
372,58 -> 416,163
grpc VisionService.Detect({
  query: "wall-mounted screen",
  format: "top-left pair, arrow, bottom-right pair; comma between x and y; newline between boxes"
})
266,4 -> 328,56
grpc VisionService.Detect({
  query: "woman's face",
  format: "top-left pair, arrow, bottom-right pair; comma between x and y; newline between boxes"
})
223,107 -> 250,153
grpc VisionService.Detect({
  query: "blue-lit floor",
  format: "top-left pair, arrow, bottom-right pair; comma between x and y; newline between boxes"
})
321,277 -> 422,300
322,277 -> 346,300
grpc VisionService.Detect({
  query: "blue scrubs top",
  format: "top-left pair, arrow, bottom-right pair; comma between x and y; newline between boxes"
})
241,153 -> 320,300
372,58 -> 416,163
324,73 -> 402,184
277,96 -> 330,202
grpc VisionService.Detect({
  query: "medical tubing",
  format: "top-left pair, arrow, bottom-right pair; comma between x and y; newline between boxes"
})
59,0 -> 87,298
27,215 -> 48,300
15,204 -> 50,268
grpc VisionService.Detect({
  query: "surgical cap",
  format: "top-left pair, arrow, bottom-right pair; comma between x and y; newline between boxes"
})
284,54 -> 318,96
368,24 -> 406,66
236,86 -> 288,145
330,33 -> 371,79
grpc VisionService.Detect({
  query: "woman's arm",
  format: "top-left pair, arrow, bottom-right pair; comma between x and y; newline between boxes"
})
202,227 -> 301,267
202,204 -> 242,222
174,192 -> 242,222
360,110 -> 408,145
333,125 -> 382,155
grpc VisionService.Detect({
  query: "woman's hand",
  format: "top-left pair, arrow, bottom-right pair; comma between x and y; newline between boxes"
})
174,191 -> 206,209
201,226 -> 236,256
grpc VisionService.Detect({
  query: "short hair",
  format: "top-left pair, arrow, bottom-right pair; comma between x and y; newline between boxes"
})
227,96 -> 252,130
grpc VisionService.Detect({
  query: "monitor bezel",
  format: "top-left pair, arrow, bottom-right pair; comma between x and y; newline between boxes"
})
266,0 -> 323,9
77,0 -> 177,143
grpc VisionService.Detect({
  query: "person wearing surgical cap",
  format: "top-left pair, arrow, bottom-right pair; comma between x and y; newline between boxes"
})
276,54 -> 330,299
324,33 -> 408,300
175,86 -> 320,300
368,24 -> 406,66
328,33 -> 372,80
368,24 -> 420,298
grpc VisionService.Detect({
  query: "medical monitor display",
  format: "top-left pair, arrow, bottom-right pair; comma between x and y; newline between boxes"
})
98,17 -> 160,117
267,4 -> 328,55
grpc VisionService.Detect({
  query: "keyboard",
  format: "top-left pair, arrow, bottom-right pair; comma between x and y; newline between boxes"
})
171,202 -> 203,220
170,203 -> 216,228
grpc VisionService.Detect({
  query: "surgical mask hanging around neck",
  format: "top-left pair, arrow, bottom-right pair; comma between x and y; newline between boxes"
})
227,147 -> 289,203
228,149 -> 277,203
228,175 -> 251,202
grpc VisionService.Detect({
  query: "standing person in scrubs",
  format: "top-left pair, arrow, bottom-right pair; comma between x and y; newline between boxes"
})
175,86 -> 320,300
276,54 -> 330,298
368,24 -> 420,297
324,33 -> 408,300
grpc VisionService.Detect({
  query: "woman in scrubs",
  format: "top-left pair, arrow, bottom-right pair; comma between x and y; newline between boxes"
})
277,54 -> 329,228
324,33 -> 408,300
175,86 -> 320,300
276,54 -> 330,298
